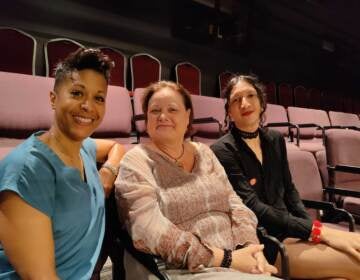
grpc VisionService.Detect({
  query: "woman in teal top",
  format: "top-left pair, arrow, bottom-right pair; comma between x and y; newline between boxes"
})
0,48 -> 125,279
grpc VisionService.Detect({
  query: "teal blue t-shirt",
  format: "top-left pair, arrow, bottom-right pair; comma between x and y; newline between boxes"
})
0,132 -> 105,280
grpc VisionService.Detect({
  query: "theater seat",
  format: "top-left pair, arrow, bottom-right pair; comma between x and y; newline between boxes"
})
175,61 -> 201,96
45,38 -> 85,76
0,27 -> 37,75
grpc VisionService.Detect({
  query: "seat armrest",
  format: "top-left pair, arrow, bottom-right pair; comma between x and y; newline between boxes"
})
257,227 -> 290,280
302,199 -> 355,231
192,117 -> 223,138
133,113 -> 145,121
328,164 -> 360,175
264,122 -> 299,143
296,123 -> 325,144
324,186 -> 360,198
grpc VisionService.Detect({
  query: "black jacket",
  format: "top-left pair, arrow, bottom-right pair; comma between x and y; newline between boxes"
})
211,127 -> 312,241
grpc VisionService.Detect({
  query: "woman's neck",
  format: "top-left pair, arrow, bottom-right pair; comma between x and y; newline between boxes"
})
151,139 -> 184,160
48,127 -> 82,156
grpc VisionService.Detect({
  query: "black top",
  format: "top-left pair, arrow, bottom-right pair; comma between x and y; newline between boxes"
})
211,127 -> 312,241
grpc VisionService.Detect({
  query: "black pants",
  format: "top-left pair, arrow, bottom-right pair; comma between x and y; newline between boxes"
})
91,191 -> 125,280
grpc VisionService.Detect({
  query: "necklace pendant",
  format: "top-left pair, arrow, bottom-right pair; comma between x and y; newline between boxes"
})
176,160 -> 184,168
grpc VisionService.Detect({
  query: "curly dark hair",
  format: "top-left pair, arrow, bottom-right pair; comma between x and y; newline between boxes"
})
141,80 -> 194,136
223,74 -> 267,127
53,48 -> 114,90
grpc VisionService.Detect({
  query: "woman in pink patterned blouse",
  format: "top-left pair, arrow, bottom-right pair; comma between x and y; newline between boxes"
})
115,81 -> 280,279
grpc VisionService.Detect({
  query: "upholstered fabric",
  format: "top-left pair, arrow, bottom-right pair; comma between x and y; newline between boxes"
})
0,28 -> 37,75
329,111 -> 360,128
45,38 -> 84,77
99,47 -> 126,87
278,83 -> 293,107
218,71 -> 234,98
288,106 -> 330,139
93,85 -> 132,138
175,62 -> 201,96
0,71 -> 53,137
191,94 -> 225,138
264,103 -> 289,136
130,53 -> 161,91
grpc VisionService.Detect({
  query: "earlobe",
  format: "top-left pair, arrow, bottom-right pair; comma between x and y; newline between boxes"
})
50,91 -> 56,110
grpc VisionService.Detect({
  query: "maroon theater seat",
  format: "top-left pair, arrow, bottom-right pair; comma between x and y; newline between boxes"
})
323,91 -> 342,112
308,88 -> 323,110
342,95 -> 356,114
98,47 -> 126,87
45,38 -> 85,76
278,83 -> 293,108
175,62 -> 201,95
293,85 -> 308,108
0,27 -> 37,75
218,71 -> 234,98
130,53 -> 161,91
263,81 -> 277,104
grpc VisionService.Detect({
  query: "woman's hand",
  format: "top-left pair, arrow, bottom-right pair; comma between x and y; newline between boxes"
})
253,250 -> 278,275
231,244 -> 277,275
321,226 -> 360,262
98,167 -> 116,197
95,140 -> 125,198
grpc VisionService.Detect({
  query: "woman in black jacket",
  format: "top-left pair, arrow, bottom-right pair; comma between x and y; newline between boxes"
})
211,74 -> 360,279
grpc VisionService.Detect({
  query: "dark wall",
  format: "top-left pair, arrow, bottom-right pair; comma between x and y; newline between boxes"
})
0,0 -> 358,98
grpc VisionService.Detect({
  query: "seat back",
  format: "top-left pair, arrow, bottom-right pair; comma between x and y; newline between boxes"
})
308,88 -> 323,110
92,86 -> 132,143
132,88 -> 148,142
325,129 -> 360,188
99,47 -> 126,87
0,71 -> 54,141
218,71 -> 233,98
287,106 -> 330,138
278,83 -> 293,107
191,94 -> 225,139
293,85 -> 308,108
329,111 -> 360,128
342,95 -> 355,113
175,62 -> 201,95
45,38 -> 85,76
263,103 -> 289,136
323,90 -> 340,112
264,81 -> 277,104
0,27 -> 37,75
130,53 -> 161,91
287,150 -> 323,219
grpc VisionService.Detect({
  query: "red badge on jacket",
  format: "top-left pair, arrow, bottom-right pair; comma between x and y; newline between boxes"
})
249,178 -> 257,186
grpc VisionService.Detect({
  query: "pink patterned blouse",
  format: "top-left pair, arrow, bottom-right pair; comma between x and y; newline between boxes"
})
115,142 -> 259,272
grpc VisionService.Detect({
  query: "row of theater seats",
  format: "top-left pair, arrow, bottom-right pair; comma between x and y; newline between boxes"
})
0,71 -> 225,154
220,75 -> 360,114
264,80 -> 359,114
1,71 -> 360,279
2,26 -> 359,116
0,26 -> 220,97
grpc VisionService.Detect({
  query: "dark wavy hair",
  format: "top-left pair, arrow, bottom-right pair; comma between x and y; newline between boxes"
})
141,81 -> 194,136
223,74 -> 267,127
53,48 -> 114,90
